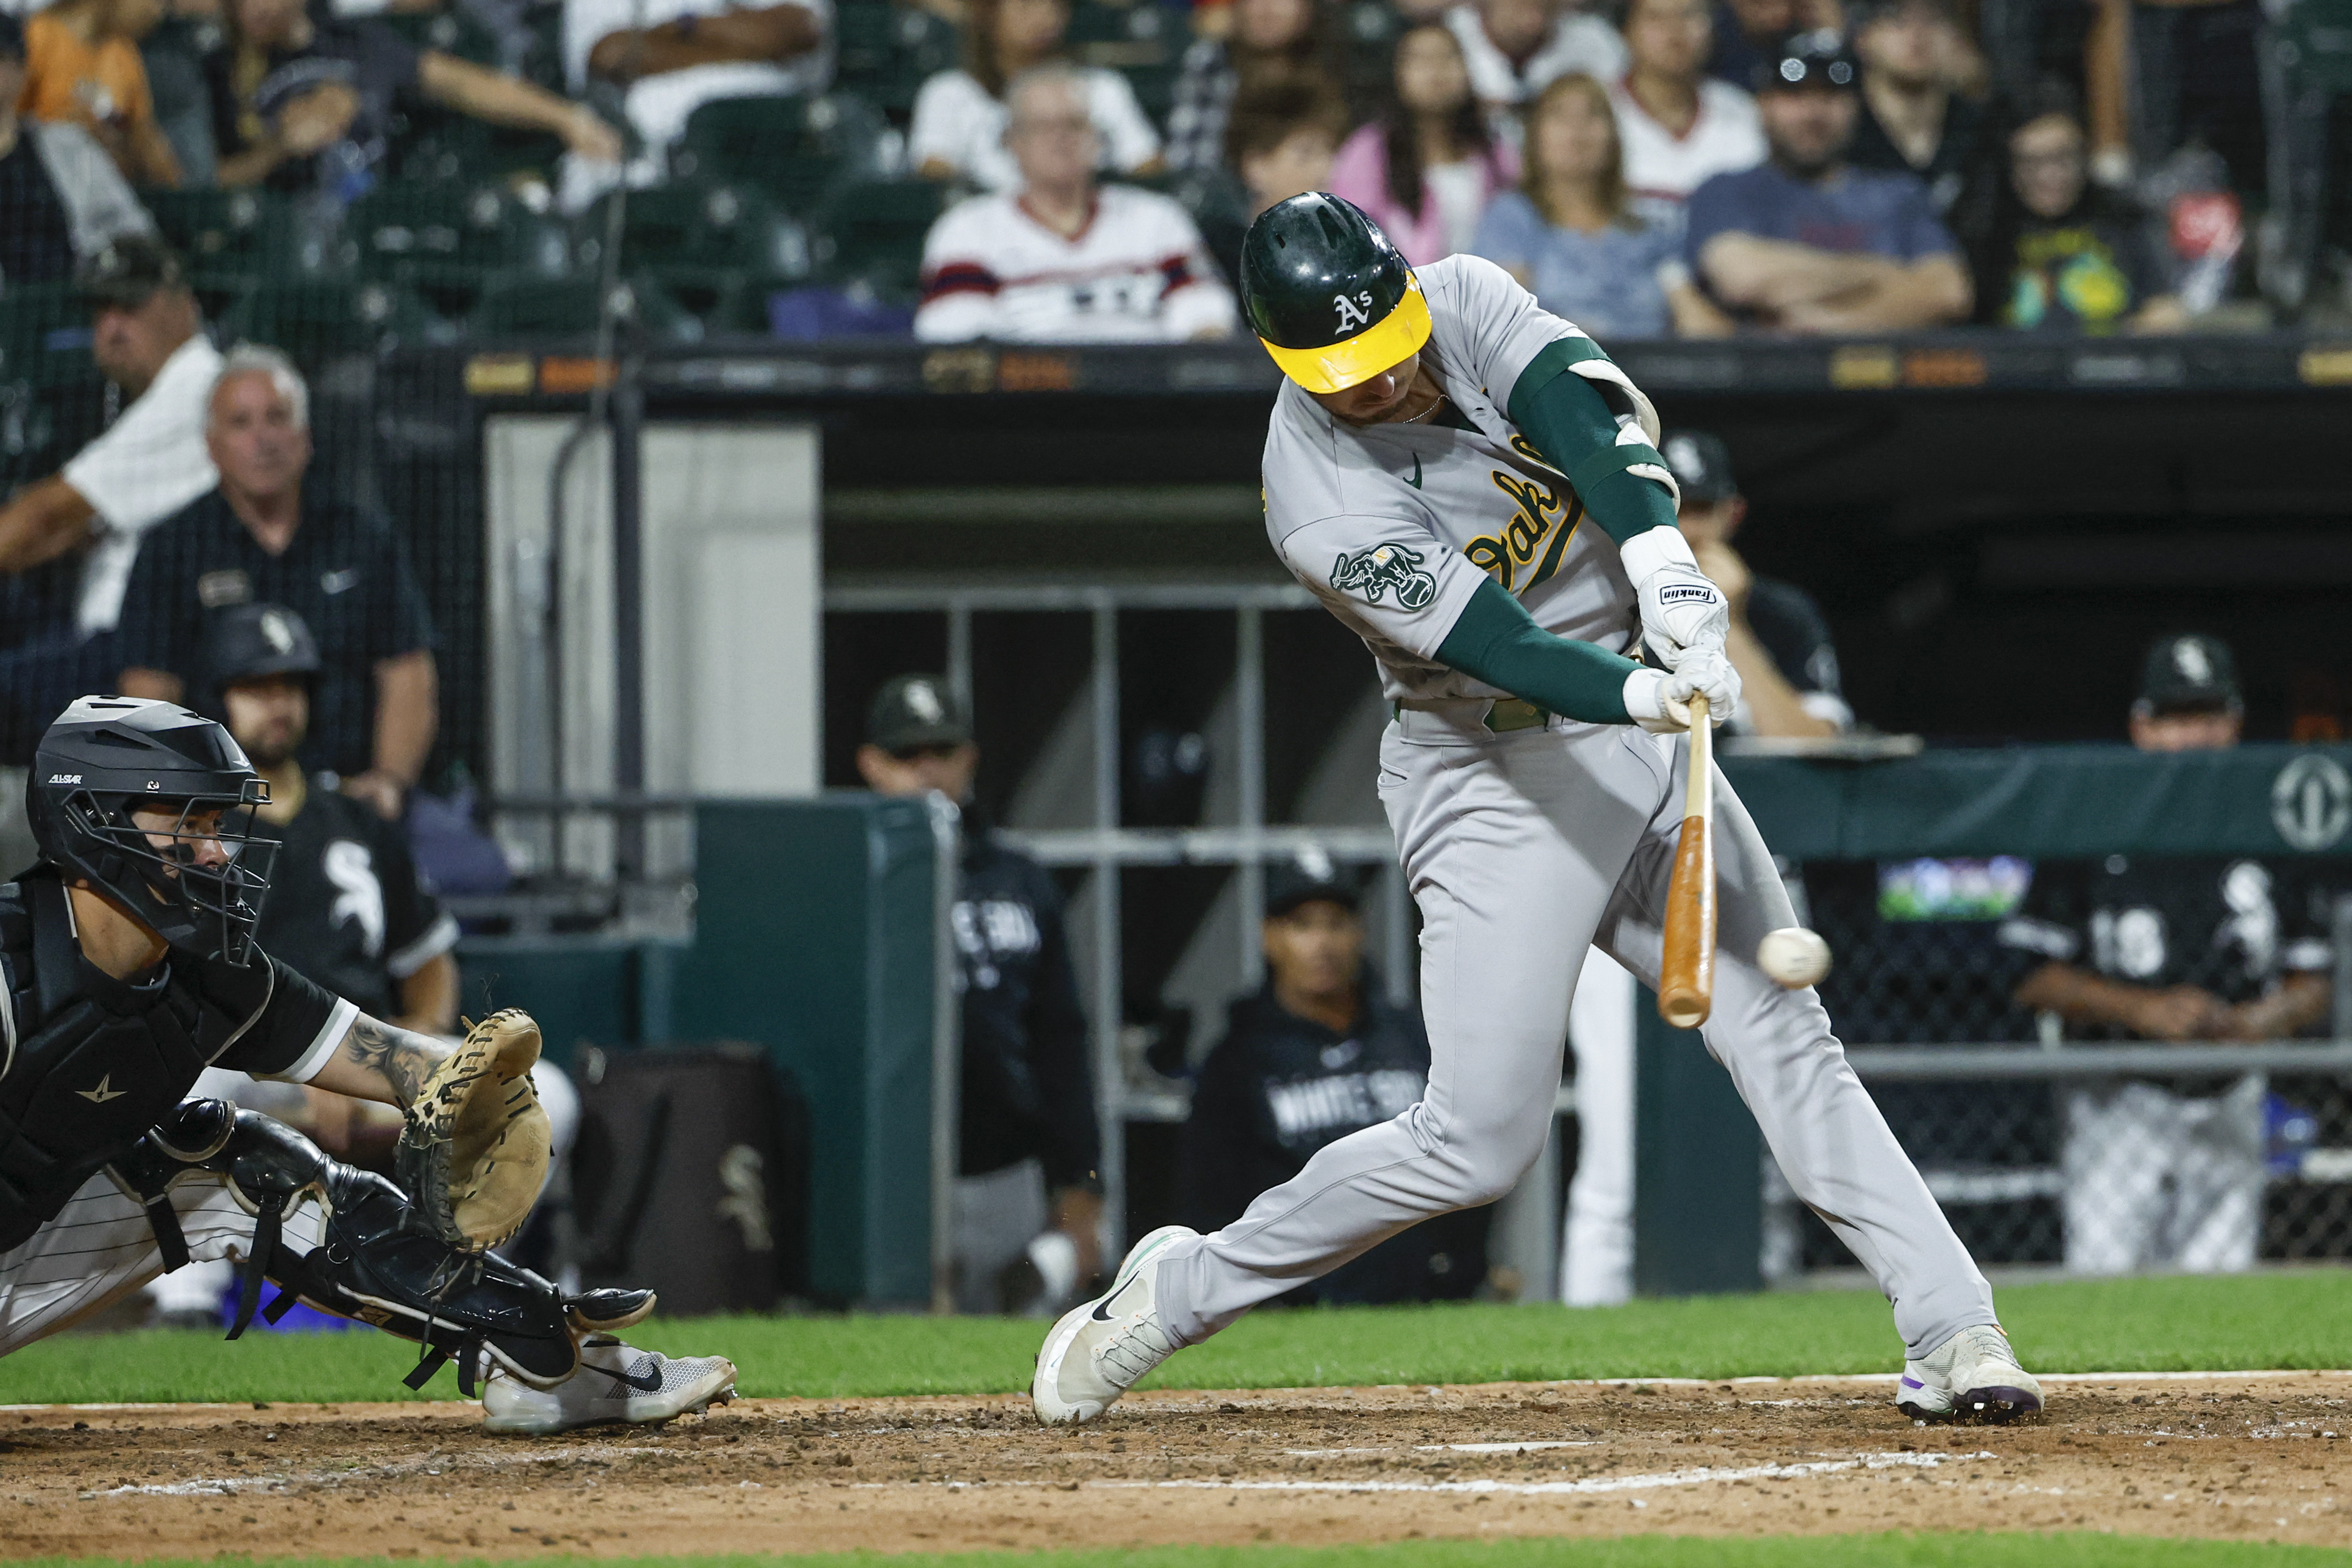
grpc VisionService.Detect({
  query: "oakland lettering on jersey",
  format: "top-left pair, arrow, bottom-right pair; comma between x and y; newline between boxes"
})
1463,469 -> 1583,594
1330,544 -> 1438,610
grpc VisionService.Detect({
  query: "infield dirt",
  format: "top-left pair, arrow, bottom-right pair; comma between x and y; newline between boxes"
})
6,1373 -> 2349,1556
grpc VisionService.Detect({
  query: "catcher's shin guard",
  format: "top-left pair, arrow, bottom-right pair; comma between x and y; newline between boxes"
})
114,1101 -> 655,1397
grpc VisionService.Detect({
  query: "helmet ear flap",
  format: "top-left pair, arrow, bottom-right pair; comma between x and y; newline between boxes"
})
96,851 -> 125,885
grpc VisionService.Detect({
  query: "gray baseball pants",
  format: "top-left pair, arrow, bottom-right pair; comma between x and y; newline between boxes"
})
1155,707 -> 1997,1358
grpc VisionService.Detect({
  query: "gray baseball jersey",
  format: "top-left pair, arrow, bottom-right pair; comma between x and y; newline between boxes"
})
1260,255 -> 1677,704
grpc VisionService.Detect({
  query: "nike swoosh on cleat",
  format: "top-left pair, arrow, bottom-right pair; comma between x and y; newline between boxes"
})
1090,1278 -> 1138,1322
606,1363 -> 667,1393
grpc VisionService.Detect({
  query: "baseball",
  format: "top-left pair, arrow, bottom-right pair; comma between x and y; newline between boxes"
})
1757,926 -> 1832,988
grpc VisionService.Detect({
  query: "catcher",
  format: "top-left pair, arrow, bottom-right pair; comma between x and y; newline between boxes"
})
0,696 -> 736,1434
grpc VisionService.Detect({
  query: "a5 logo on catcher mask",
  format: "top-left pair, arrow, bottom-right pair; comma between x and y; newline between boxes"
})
27,696 -> 280,965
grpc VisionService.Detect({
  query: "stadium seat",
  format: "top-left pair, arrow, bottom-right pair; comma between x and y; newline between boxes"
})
466,269 -> 701,343
583,183 -> 813,331
0,282 -> 96,391
808,176 -> 946,305
671,92 -> 889,214
832,0 -> 958,122
220,278 -> 451,362
143,188 -> 292,284
346,183 -> 574,319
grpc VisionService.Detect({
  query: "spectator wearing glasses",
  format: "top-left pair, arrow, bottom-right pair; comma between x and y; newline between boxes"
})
1471,72 -> 1727,337
1846,0 -> 1984,214
115,345 -> 439,820
1443,0 -> 1624,118
856,675 -> 1103,1315
908,0 -> 1161,191
1684,30 -> 1970,332
1607,0 -> 1764,214
914,64 -> 1235,343
18,0 -> 182,185
1965,81 -> 2184,335
2002,635 -> 2331,1276
1329,21 -> 1516,264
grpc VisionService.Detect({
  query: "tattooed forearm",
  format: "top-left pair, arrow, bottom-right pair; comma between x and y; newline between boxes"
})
341,1015 -> 453,1107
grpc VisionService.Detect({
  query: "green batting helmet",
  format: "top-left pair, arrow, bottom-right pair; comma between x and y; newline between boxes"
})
1240,193 -> 1432,394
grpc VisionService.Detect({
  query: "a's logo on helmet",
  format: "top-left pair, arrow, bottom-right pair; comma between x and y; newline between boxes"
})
1332,291 -> 1374,332
1331,543 -> 1438,611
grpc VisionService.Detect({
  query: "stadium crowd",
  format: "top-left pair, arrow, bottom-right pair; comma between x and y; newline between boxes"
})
0,0 -> 2327,351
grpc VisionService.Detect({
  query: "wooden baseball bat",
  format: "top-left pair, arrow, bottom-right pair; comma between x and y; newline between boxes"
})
1657,694 -> 1715,1029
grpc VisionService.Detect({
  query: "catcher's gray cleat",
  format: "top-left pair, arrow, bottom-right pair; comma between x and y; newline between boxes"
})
481,1337 -> 738,1434
1032,1224 -> 1196,1426
1897,1324 -> 2043,1424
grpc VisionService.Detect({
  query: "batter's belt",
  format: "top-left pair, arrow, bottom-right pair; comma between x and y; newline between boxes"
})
1391,697 -> 1559,741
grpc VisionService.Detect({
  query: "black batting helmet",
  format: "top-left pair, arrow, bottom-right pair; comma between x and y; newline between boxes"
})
1239,193 -> 1431,394
27,697 -> 277,965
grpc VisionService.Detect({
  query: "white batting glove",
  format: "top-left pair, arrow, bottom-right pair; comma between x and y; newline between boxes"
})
1623,650 -> 1741,735
1622,525 -> 1729,670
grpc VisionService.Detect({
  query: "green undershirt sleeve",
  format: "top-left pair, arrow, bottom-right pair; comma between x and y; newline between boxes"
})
1504,340 -> 1678,546
1435,577 -> 1637,725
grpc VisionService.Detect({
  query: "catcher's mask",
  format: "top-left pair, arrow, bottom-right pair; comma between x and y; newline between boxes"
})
27,696 -> 278,965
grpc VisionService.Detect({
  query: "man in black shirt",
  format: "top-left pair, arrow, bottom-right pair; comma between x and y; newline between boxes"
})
1999,635 -> 2332,1274
117,344 -> 437,817
1179,861 -> 1486,1305
0,696 -> 732,1432
855,675 -> 1103,1313
1847,0 -> 1983,213
1661,429 -> 1852,738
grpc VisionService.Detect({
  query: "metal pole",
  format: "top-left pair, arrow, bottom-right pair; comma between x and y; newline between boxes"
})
610,358 -> 647,884
927,793 -> 964,1315
1235,604 -> 1266,989
1090,599 -> 1125,1258
946,600 -> 974,720
2334,894 -> 2352,1041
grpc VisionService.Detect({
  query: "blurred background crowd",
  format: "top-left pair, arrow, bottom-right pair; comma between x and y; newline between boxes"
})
2,0 -> 2346,348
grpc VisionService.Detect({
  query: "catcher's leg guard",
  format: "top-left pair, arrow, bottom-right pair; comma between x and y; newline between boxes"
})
115,1101 -> 655,1397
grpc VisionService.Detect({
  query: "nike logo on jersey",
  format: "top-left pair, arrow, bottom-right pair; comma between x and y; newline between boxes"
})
78,1075 -> 126,1104
606,1361 -> 667,1393
1407,454 -> 1422,490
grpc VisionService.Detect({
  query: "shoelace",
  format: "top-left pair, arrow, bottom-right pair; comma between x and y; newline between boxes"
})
1095,1315 -> 1175,1385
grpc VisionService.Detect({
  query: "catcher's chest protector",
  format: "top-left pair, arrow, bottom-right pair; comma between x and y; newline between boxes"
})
0,874 -> 247,1249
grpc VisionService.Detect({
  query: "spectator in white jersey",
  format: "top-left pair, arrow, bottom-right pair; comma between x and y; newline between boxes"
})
1661,429 -> 1852,736
1606,0 -> 1763,214
0,238 -> 220,783
915,64 -> 1236,344
1443,0 -> 1623,118
908,0 -> 1160,191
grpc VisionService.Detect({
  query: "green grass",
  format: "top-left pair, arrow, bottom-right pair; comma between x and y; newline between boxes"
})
4,1272 -> 2346,1407
16,1542 -> 2352,1567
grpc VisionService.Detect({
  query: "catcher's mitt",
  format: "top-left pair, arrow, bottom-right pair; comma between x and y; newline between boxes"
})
396,1010 -> 552,1253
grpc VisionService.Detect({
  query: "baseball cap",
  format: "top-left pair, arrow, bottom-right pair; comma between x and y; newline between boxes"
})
2137,634 -> 2241,716
1758,29 -> 1859,92
1266,847 -> 1361,919
1661,431 -> 1738,506
76,234 -> 189,310
208,603 -> 323,686
866,674 -> 972,754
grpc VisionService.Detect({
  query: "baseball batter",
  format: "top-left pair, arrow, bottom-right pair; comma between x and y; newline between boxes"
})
1034,194 -> 2042,1428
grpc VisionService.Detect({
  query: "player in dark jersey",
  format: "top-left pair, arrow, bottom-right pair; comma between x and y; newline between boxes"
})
205,603 -> 459,1029
1659,430 -> 1853,738
0,696 -> 733,1433
1999,635 -> 2334,1273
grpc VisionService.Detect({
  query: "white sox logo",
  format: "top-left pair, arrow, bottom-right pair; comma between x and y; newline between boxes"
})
1332,291 -> 1374,331
1332,544 -> 1437,609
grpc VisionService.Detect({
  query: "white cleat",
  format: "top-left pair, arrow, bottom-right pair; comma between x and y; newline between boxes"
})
1897,1323 -> 2044,1425
481,1336 -> 738,1435
1032,1224 -> 1196,1426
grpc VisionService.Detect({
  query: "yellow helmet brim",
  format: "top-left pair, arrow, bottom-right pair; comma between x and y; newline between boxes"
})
1257,275 -> 1433,394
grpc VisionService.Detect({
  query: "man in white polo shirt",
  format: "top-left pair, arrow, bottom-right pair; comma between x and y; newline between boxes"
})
916,64 -> 1236,345
1608,0 -> 1763,216
0,235 -> 219,869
